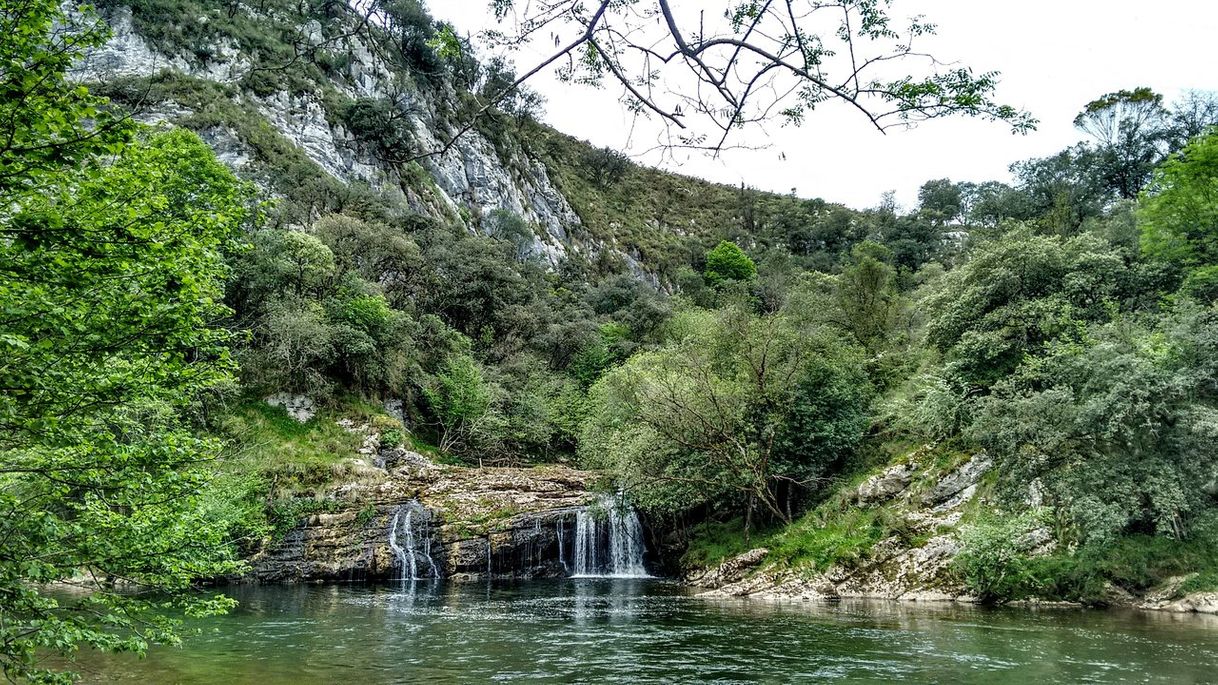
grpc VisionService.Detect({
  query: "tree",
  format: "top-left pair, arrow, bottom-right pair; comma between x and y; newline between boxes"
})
581,305 -> 869,535
1166,90 -> 1218,151
918,178 -> 965,226
973,306 -> 1218,543
1139,132 -> 1218,268
1074,88 -> 1170,200
704,240 -> 756,285
483,1 -> 1033,152
924,230 -> 1129,388
833,241 -> 906,352
423,353 -> 499,456
0,5 -> 257,679
962,180 -> 1033,228
282,0 -> 1035,159
1011,147 -> 1107,233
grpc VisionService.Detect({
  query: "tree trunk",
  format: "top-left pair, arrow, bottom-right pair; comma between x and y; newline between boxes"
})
744,493 -> 755,544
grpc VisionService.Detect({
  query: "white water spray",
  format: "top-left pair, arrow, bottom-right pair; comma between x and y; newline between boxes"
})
387,500 -> 438,581
571,495 -> 649,578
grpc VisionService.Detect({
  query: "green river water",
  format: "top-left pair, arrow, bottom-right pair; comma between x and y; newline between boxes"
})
65,580 -> 1218,683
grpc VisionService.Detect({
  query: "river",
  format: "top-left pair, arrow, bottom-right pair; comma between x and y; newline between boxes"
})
68,580 -> 1218,683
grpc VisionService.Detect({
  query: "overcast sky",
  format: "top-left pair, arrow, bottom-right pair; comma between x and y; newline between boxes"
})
428,1 -> 1218,211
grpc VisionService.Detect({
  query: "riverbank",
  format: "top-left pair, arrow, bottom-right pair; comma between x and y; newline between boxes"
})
677,446 -> 1218,617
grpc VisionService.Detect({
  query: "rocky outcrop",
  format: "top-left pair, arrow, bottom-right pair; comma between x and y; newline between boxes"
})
1138,576 -> 1218,615
685,548 -> 769,588
244,461 -> 596,582
855,463 -> 916,506
696,451 -> 997,602
76,5 -> 598,266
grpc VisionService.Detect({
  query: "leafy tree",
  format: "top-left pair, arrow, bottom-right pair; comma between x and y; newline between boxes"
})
1011,147 -> 1107,234
312,213 -> 424,309
924,230 -> 1129,387
1139,132 -> 1218,267
1165,89 -> 1218,151
423,353 -> 499,456
581,305 -> 868,534
703,240 -> 756,285
833,242 -> 906,353
1074,87 -> 1170,200
917,178 -> 965,225
962,180 -> 1034,228
973,306 -> 1218,543
0,2 -> 254,672
341,97 -> 418,164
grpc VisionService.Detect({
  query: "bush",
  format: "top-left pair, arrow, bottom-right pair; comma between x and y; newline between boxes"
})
704,240 -> 757,284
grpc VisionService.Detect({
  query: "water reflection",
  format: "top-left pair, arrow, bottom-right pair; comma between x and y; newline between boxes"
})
64,581 -> 1218,684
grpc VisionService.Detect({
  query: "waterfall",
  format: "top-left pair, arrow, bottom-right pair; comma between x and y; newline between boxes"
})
571,495 -> 649,578
387,500 -> 439,580
557,518 -> 569,574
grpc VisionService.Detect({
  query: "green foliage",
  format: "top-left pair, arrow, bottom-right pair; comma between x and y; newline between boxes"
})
972,305 -> 1218,543
766,507 -> 888,572
703,240 -> 757,284
924,229 -> 1130,387
681,519 -> 771,569
1179,265 -> 1218,303
1140,132 -> 1218,267
0,3 -> 252,678
955,510 -> 1056,602
423,353 -> 498,455
217,401 -> 367,496
582,303 -> 870,524
38,0 -> 1218,620
957,510 -> 1218,604
342,97 -> 418,163
834,241 -> 907,352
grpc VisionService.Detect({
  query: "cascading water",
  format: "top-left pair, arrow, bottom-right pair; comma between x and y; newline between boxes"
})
571,495 -> 649,578
556,518 -> 569,574
387,500 -> 439,581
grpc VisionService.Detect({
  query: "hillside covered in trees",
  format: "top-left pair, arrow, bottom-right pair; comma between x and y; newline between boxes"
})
3,0 -> 1218,679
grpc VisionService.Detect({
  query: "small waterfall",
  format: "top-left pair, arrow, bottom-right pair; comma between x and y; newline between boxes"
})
571,495 -> 649,578
387,500 -> 439,580
557,518 -> 569,574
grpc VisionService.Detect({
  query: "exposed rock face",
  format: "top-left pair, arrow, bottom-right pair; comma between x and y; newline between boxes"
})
244,462 -> 596,582
855,463 -> 917,506
696,452 -> 996,602
1138,576 -> 1218,615
264,393 -> 316,423
75,5 -> 598,267
921,454 -> 992,506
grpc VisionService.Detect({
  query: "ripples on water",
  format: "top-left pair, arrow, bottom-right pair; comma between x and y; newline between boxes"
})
67,580 -> 1218,684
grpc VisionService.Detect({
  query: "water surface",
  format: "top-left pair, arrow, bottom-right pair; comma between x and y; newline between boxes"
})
69,580 -> 1218,683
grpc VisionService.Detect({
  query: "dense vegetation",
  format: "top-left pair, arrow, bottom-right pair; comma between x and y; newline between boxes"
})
3,0 -> 1218,679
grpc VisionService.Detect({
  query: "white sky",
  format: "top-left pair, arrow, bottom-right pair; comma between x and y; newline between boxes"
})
428,1 -> 1218,210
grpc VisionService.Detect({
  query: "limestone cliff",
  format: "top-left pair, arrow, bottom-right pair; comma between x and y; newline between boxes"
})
75,4 -> 590,265
245,459 -> 597,582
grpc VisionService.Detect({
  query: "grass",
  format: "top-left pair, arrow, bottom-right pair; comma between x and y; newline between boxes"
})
682,518 -> 778,569
208,395 -> 412,544
681,440 -> 987,579
218,399 -> 368,496
526,127 -> 845,279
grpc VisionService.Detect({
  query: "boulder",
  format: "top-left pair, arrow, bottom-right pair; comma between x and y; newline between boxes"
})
856,463 -> 917,505
921,454 -> 992,506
